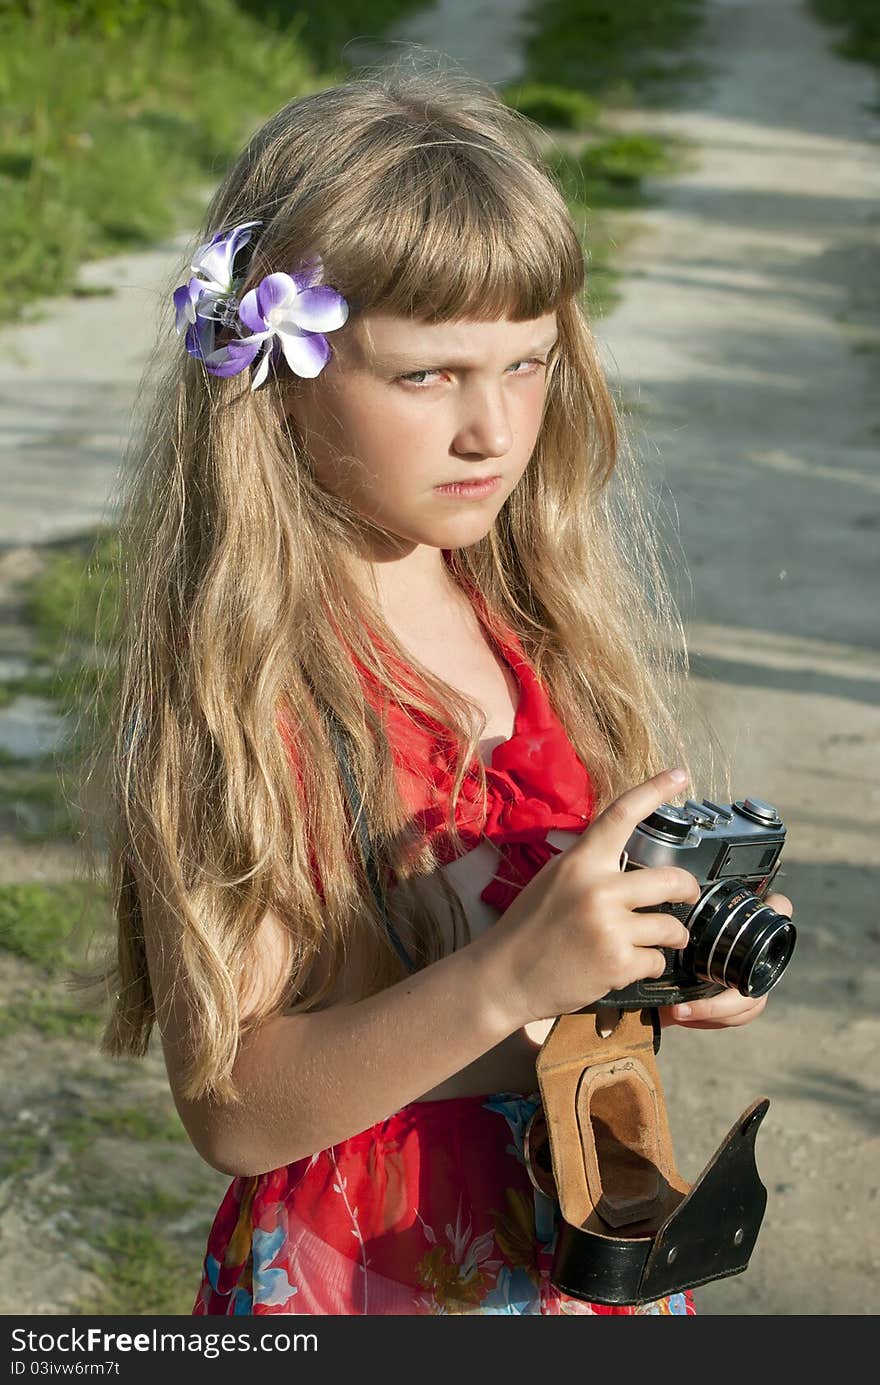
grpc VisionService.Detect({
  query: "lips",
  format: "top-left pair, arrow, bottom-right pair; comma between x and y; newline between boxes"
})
434,475 -> 503,499
441,475 -> 500,485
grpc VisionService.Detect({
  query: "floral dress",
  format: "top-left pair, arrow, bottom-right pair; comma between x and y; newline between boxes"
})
193,1092 -> 692,1315
193,577 -> 694,1316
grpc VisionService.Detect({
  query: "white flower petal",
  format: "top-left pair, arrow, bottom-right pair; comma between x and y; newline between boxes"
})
278,327 -> 330,378
250,344 -> 273,390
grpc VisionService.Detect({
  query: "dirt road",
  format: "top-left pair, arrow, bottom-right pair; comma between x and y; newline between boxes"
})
593,0 -> 880,1315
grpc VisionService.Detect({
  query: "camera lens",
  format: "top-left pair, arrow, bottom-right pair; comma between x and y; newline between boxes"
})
688,879 -> 796,998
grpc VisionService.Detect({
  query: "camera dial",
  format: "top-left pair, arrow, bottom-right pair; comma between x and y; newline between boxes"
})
734,797 -> 782,827
640,804 -> 693,842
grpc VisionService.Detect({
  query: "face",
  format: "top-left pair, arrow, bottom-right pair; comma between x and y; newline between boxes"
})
284,310 -> 559,562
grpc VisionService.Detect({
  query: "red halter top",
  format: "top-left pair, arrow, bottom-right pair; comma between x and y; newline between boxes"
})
353,581 -> 596,913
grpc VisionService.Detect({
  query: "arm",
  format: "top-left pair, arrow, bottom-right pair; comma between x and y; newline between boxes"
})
205,939 -> 514,1176
146,768 -> 704,1175
143,882 -> 518,1177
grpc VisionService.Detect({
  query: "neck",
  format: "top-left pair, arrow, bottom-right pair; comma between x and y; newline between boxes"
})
347,545 -> 463,618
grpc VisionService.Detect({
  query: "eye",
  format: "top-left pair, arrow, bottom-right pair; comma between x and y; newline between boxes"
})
507,360 -> 548,376
396,371 -> 443,387
396,357 -> 548,390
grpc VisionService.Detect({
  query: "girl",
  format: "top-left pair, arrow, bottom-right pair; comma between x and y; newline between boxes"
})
85,59 -> 792,1316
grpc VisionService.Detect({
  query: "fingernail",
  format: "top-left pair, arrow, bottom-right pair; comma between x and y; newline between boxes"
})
674,1004 -> 692,1018
669,768 -> 688,784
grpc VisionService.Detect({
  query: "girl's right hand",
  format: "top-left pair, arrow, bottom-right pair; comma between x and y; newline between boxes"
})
478,768 -> 701,1029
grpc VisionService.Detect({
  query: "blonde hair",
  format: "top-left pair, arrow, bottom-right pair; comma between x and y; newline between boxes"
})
75,57 -> 724,1104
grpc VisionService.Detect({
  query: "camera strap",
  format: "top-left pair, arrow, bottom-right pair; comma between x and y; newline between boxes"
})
324,709 -> 417,974
533,1008 -> 770,1305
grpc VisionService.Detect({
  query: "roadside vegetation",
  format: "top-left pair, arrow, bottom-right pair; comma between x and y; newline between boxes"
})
0,0 -> 432,325
511,0 -> 706,108
0,456 -> 231,1317
808,1 -> 880,79
500,0 -> 705,314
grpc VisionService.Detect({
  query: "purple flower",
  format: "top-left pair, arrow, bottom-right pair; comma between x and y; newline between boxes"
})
191,219 -> 261,296
233,259 -> 349,388
173,219 -> 261,368
172,223 -> 348,389
172,276 -> 207,335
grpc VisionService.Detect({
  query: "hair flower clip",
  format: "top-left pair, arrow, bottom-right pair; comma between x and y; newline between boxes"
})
172,220 -> 349,390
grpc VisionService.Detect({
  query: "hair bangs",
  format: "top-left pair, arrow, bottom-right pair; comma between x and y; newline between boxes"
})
323,133 -> 585,323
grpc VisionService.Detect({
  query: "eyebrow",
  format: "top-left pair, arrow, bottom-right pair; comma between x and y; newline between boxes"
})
373,333 -> 559,369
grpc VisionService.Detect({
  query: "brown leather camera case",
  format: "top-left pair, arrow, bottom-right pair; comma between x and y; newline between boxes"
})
532,1008 -> 770,1305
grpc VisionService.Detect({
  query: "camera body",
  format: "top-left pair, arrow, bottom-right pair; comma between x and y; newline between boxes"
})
594,795 -> 795,1010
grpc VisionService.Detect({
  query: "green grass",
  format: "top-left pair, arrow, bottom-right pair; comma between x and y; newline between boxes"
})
546,131 -> 689,205
0,531 -> 120,846
0,992 -> 105,1040
0,880 -> 108,974
500,82 -> 602,131
542,132 -> 692,315
0,1125 -> 51,1180
61,1106 -> 188,1156
0,866 -> 216,1317
0,668 -> 62,708
500,2 -> 702,314
0,746 -> 33,765
511,0 -> 708,108
23,529 -> 121,661
3,525 -> 120,784
239,0 -> 436,76
75,1189 -> 207,1316
0,1084 -> 217,1313
0,0 -> 431,325
2,1 -> 705,325
0,510 -> 224,1318
808,0 -> 880,73
0,761 -> 81,841
0,1 -> 304,321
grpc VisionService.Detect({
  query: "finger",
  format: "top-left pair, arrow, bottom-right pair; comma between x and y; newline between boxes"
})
578,767 -> 689,863
672,992 -> 768,1025
629,946 -> 672,982
670,1014 -> 762,1030
765,892 -> 793,917
628,912 -> 692,951
621,865 -> 701,910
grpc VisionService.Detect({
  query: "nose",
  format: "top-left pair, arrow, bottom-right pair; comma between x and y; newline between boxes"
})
451,379 -> 513,461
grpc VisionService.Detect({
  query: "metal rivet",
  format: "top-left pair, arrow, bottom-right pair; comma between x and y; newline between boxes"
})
733,1228 -> 744,1246
666,1247 -> 678,1265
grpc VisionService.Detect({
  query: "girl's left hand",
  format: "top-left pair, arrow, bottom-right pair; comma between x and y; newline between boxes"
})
659,890 -> 793,1030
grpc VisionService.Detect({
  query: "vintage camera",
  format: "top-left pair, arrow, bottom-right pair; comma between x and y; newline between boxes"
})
595,795 -> 796,1011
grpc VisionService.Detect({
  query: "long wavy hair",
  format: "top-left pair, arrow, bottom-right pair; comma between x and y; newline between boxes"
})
73,57 -> 724,1104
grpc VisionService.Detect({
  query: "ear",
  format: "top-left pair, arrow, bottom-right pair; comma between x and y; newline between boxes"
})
278,378 -> 308,431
